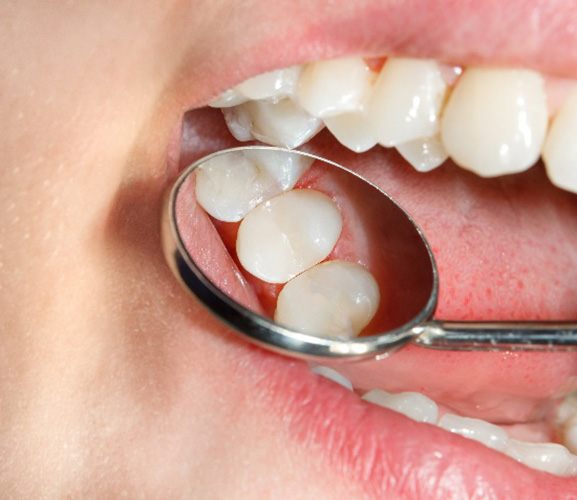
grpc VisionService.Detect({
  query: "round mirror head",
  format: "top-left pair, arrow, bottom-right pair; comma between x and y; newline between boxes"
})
162,146 -> 438,360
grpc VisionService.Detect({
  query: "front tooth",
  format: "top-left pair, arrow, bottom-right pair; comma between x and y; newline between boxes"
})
236,66 -> 301,101
195,150 -> 312,222
505,440 -> 575,476
310,365 -> 353,391
368,58 -> 447,147
441,67 -> 548,177
297,57 -> 374,118
362,389 -> 438,424
274,260 -> 379,338
209,88 -> 248,108
324,112 -> 377,153
396,135 -> 448,172
438,414 -> 508,451
237,190 -> 342,283
222,99 -> 324,149
543,87 -> 577,194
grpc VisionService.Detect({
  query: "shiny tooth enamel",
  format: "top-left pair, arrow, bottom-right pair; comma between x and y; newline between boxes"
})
310,365 -> 353,391
438,414 -> 508,451
396,135 -> 448,172
297,57 -> 374,118
324,112 -> 377,153
368,58 -> 448,147
543,86 -> 577,194
274,260 -> 379,338
362,389 -> 438,424
505,440 -> 575,476
222,99 -> 324,149
195,150 -> 312,222
555,392 -> 577,454
208,88 -> 248,108
441,67 -> 548,177
237,189 -> 342,283
236,66 -> 301,101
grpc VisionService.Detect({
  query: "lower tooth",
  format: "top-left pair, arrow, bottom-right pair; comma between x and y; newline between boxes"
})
310,365 -> 353,391
274,260 -> 379,338
438,414 -> 508,451
323,112 -> 377,153
236,189 -> 342,283
222,99 -> 324,149
504,440 -> 575,476
362,389 -> 438,424
396,135 -> 448,172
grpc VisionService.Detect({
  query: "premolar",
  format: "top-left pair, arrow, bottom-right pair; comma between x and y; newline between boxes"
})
297,57 -> 374,118
396,135 -> 448,172
236,189 -> 342,283
236,66 -> 301,101
441,67 -> 548,177
368,58 -> 448,147
275,260 -> 379,338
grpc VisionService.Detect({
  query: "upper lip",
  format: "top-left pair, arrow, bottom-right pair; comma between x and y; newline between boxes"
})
171,0 -> 577,495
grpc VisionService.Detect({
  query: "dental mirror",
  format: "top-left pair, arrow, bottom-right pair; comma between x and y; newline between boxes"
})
162,146 -> 577,361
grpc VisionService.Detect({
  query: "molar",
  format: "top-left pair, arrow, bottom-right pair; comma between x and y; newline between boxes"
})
274,260 -> 379,338
222,98 -> 324,149
236,189 -> 342,283
441,67 -> 548,177
438,413 -> 508,451
368,58 -> 448,147
297,57 -> 374,118
362,389 -> 439,424
505,440 -> 576,476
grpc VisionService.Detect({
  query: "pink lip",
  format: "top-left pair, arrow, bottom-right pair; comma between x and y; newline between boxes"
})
172,1 -> 577,495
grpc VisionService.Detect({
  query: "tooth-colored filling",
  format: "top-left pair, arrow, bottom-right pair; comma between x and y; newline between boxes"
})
274,260 -> 380,338
211,56 -> 577,194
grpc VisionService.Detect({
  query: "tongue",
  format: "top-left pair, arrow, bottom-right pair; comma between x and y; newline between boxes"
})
180,107 -> 577,424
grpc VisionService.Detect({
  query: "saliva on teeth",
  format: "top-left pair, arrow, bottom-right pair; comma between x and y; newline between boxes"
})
210,55 -> 577,195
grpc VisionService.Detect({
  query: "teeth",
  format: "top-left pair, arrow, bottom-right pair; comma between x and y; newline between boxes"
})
274,260 -> 379,338
438,414 -> 508,451
237,190 -> 342,283
236,66 -> 301,101
208,88 -> 248,108
222,99 -> 324,149
195,150 -> 312,222
441,67 -> 548,177
368,58 -> 448,147
396,135 -> 448,172
310,365 -> 353,391
505,440 -> 575,476
543,87 -> 577,193
324,112 -> 377,153
362,389 -> 438,424
297,57 -> 374,118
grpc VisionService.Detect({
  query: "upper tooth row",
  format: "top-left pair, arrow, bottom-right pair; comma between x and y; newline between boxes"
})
210,57 -> 577,194
312,366 -> 577,477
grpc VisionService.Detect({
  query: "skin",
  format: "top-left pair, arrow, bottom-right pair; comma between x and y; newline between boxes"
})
2,1 -> 577,497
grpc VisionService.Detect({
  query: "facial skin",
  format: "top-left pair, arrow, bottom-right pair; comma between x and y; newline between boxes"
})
2,1 -> 577,497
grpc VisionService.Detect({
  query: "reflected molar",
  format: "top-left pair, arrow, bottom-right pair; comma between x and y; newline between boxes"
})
368,58 -> 448,147
237,190 -> 342,283
195,150 -> 313,222
543,87 -> 577,194
275,260 -> 379,338
441,67 -> 548,177
223,98 -> 324,149
297,57 -> 374,118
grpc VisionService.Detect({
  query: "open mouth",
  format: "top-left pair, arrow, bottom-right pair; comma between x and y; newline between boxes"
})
167,6 -> 577,497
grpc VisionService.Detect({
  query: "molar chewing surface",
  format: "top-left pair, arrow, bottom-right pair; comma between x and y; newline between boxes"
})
313,367 -> 577,478
211,56 -> 577,194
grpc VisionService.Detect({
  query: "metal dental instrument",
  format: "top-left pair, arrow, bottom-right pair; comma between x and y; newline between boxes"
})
162,146 -> 577,361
